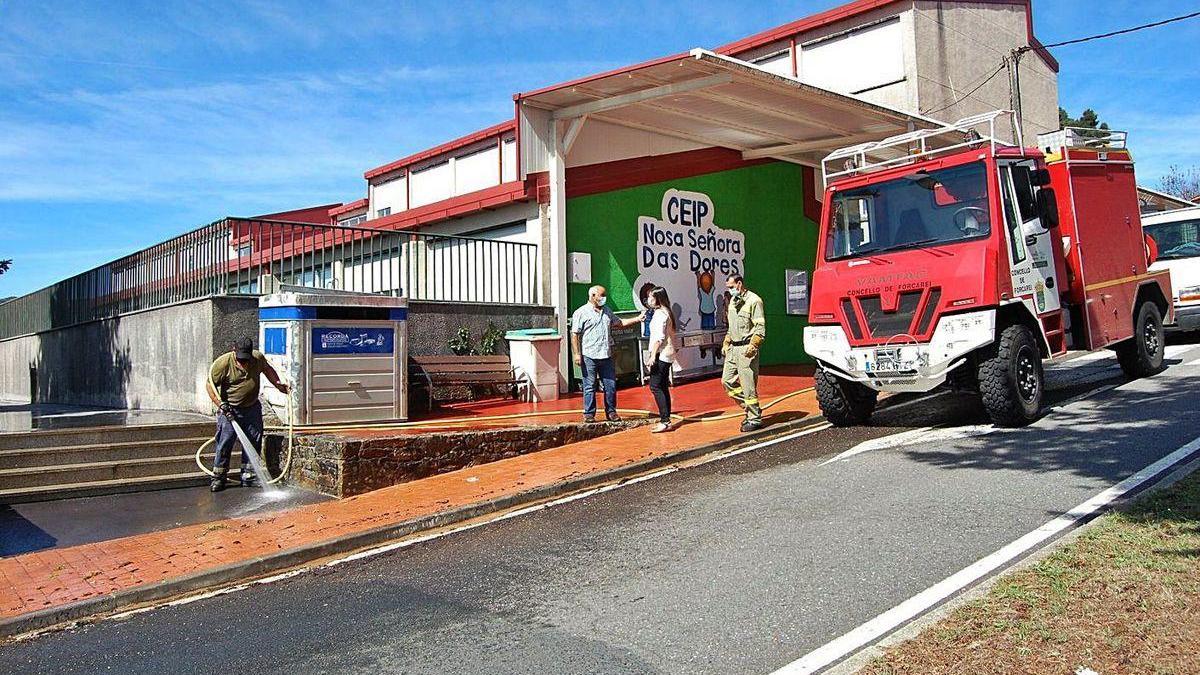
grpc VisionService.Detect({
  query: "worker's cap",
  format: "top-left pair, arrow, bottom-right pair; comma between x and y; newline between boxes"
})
234,337 -> 255,360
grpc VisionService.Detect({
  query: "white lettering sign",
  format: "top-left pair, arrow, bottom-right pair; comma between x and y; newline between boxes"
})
632,189 -> 747,374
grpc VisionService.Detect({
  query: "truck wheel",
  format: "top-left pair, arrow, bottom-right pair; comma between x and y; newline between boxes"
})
977,324 -> 1043,427
1117,301 -> 1165,378
815,367 -> 878,427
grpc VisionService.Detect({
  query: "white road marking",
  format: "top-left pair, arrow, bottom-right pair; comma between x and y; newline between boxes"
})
819,428 -> 934,466
771,432 -> 1200,675
1165,344 -> 1199,359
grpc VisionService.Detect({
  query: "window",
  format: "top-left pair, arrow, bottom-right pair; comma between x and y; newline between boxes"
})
825,161 -> 991,261
339,214 -> 367,227
376,207 -> 391,218
237,242 -> 253,258
1000,167 -> 1028,264
1145,218 -> 1200,260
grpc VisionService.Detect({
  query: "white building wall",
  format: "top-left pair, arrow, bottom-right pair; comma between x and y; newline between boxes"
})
367,132 -> 519,221
911,1 -> 1058,144
799,18 -> 905,94
408,159 -> 454,208
454,145 -> 501,195
369,175 -> 407,218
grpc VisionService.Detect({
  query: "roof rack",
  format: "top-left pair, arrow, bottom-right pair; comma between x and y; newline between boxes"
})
823,110 -> 1020,184
1036,127 -> 1128,153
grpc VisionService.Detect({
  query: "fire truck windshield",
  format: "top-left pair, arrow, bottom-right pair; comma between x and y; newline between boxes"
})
826,161 -> 991,261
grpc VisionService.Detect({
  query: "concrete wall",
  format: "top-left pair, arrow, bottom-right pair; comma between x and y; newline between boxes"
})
406,300 -> 556,357
0,297 -> 226,413
912,1 -> 1059,144
0,295 -> 555,413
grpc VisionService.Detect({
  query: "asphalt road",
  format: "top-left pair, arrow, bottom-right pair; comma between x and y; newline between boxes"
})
4,342 -> 1200,675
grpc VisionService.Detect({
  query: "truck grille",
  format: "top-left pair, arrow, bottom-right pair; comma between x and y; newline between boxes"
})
849,288 -> 940,340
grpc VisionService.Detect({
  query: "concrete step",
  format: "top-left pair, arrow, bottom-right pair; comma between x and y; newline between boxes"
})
0,454 -> 229,490
0,437 -> 213,469
0,422 -> 213,451
0,472 -> 212,504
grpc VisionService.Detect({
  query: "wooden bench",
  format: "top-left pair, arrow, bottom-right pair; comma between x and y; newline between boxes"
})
409,355 -> 525,411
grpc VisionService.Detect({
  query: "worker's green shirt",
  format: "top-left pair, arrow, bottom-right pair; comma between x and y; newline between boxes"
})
210,351 -> 266,408
725,290 -> 766,342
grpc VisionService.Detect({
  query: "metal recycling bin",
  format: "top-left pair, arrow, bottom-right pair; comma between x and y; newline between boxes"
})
259,289 -> 408,425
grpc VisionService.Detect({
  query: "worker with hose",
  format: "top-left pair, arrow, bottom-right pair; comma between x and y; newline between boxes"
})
205,337 -> 289,492
721,275 -> 766,433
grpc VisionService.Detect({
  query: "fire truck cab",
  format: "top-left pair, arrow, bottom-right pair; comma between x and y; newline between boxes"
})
804,111 -> 1173,427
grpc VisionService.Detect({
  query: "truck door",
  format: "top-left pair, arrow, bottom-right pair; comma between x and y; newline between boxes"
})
1000,163 -> 1061,315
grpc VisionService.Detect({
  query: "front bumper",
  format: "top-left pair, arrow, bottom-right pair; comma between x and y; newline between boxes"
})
803,309 -> 997,393
1167,303 -> 1200,332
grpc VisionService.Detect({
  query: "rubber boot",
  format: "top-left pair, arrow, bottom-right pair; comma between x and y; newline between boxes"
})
239,471 -> 256,488
210,474 -> 227,492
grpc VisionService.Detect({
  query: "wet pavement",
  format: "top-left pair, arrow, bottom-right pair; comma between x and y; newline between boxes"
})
4,345 -> 1198,673
0,402 -> 208,433
0,485 -> 328,557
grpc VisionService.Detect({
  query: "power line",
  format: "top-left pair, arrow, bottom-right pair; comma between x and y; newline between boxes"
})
922,59 -> 1007,116
1022,9 -> 1200,52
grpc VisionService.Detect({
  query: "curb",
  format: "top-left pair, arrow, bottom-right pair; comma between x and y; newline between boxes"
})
0,413 -> 827,640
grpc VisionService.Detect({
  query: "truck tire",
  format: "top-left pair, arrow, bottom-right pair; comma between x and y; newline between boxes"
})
815,367 -> 878,427
977,324 -> 1043,427
1117,301 -> 1165,378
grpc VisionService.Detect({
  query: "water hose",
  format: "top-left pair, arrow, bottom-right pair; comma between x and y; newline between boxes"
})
194,373 -> 295,486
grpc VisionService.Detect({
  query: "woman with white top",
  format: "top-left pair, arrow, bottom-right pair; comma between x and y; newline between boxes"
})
644,286 -> 678,433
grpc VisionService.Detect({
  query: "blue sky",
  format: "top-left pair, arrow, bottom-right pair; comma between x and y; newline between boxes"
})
1,0 -> 1198,297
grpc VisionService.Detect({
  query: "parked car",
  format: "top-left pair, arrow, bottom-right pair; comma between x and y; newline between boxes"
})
1144,206 -> 1200,332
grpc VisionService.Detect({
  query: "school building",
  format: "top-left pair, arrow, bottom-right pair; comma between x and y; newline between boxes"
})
0,0 -> 1060,410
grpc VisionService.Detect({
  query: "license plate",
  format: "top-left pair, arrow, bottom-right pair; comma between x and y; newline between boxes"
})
867,348 -> 902,374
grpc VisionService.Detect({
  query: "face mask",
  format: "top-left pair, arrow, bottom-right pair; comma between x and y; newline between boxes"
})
729,288 -> 741,299
596,296 -> 607,307
646,296 -> 658,308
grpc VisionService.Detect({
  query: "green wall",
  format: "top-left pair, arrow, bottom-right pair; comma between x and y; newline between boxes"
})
565,162 -> 817,365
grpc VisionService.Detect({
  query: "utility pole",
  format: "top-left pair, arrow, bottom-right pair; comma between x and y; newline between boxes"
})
1008,48 -> 1025,145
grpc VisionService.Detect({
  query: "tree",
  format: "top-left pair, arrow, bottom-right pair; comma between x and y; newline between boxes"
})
0,260 -> 10,276
1059,107 -> 1110,131
1158,165 -> 1200,201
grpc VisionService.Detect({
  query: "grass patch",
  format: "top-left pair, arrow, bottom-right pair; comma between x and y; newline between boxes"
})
859,468 -> 1200,674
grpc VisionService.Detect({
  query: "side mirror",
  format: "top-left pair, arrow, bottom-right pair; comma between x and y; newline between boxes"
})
1030,168 -> 1052,187
1145,233 -> 1160,266
1037,188 -> 1060,230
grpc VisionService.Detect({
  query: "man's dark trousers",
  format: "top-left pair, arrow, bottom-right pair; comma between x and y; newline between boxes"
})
581,356 -> 617,419
212,401 -> 263,476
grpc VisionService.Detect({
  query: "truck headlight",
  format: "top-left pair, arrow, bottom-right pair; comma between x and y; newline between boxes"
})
1179,285 -> 1200,302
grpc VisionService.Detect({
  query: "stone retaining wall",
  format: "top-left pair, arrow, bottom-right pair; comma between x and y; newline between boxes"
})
271,421 -> 643,498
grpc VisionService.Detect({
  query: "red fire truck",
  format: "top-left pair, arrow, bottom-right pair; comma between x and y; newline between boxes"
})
804,112 -> 1173,427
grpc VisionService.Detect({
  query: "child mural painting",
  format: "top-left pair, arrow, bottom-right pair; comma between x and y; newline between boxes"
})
696,270 -> 719,330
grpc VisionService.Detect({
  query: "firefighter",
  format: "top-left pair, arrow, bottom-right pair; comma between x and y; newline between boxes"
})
721,275 -> 766,432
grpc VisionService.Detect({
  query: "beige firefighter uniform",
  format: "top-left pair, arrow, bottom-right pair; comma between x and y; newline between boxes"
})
722,289 -> 766,424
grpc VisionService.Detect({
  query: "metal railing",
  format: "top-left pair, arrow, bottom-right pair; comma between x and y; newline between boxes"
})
823,110 -> 1020,184
0,218 -> 541,340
